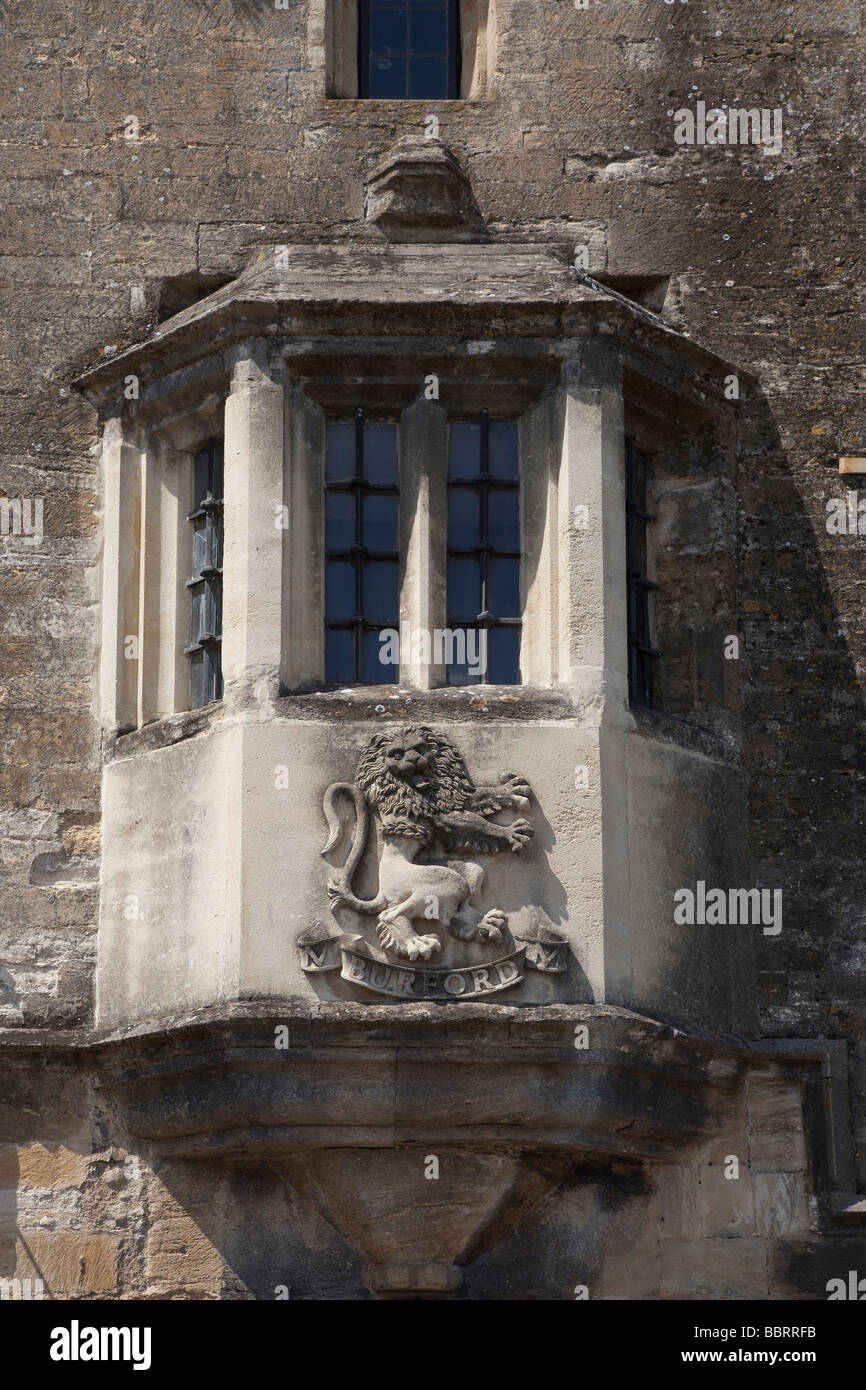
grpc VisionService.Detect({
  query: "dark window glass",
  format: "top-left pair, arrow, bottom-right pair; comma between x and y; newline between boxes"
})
625,438 -> 659,707
359,0 -> 460,99
325,413 -> 399,685
446,413 -> 521,685
186,439 -> 224,708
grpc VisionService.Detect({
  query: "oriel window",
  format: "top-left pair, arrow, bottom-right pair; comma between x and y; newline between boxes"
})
186,439 -> 224,709
359,0 -> 461,99
325,413 -> 400,685
625,437 -> 659,707
446,413 -> 521,685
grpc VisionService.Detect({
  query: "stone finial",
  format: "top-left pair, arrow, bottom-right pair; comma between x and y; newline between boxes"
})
364,137 -> 487,242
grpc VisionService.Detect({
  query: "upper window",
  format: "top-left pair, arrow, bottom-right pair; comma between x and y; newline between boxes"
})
186,440 -> 224,710
358,0 -> 461,98
625,437 -> 658,708
325,412 -> 400,685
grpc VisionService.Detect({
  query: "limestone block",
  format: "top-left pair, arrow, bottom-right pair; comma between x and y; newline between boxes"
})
696,1161 -> 757,1238
660,1237 -> 768,1299
146,1166 -> 225,1295
3,1144 -> 88,1191
747,1079 -> 807,1172
753,1171 -> 811,1238
14,1231 -> 119,1295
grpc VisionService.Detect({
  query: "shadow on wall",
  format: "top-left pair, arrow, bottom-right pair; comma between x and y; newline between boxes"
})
154,1150 -> 657,1300
618,385 -> 866,1056
153,1157 -> 369,1300
737,390 -> 866,1185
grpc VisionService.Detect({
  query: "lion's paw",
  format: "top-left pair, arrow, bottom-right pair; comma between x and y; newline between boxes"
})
378,921 -> 441,961
506,817 -> 534,852
405,933 -> 441,961
478,908 -> 506,943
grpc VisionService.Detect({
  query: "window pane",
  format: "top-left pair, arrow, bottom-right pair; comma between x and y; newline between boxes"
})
326,423 -> 356,481
370,8 -> 406,52
363,492 -> 398,551
326,629 -> 355,684
362,628 -> 398,685
363,423 -> 398,485
203,583 -> 216,640
192,517 -> 208,577
211,442 -> 224,501
209,578 -> 223,639
326,560 -> 356,622
212,515 -> 224,570
190,582 -> 205,643
487,626 -> 520,684
628,513 -> 647,574
449,423 -> 480,480
211,649 -> 223,702
194,451 -> 211,509
488,489 -> 519,550
408,56 -> 448,97
326,491 -> 355,550
411,9 -> 447,52
448,488 -> 480,549
189,648 -> 207,709
369,56 -> 406,97
447,630 -> 482,687
634,590 -> 651,645
629,455 -> 648,510
363,559 -> 399,624
447,556 -> 481,621
488,556 -> 520,618
489,422 -> 519,480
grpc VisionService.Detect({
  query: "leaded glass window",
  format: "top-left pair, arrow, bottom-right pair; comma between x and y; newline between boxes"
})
625,437 -> 659,707
325,412 -> 400,685
446,413 -> 521,685
359,0 -> 460,99
186,439 -> 224,709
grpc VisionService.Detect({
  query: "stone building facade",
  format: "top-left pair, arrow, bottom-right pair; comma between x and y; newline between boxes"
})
1,0 -> 865,1299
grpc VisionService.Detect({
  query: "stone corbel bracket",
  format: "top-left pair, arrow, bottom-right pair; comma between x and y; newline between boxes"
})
364,137 -> 488,243
85,1003 -> 856,1297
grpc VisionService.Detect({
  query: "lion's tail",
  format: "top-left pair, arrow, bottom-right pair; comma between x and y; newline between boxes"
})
321,782 -> 386,916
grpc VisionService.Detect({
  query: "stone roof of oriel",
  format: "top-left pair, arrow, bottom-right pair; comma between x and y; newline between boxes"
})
74,137 -> 747,406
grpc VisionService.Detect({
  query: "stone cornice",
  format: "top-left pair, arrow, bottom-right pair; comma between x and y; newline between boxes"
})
72,243 -> 752,411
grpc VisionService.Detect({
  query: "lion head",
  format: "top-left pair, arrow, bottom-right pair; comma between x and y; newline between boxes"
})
355,724 -> 476,842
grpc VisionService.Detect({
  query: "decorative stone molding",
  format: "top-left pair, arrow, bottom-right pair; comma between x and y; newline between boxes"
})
364,138 -> 487,242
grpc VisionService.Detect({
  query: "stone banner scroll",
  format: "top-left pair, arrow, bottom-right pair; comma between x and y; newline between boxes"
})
298,927 -> 526,999
298,923 -> 567,1000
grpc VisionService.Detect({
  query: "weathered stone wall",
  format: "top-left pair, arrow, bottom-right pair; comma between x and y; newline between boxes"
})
1,0 -> 864,1295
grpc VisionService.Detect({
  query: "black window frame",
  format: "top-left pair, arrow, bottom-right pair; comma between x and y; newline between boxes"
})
446,409 -> 522,686
324,409 -> 400,686
358,0 -> 462,100
625,436 -> 660,708
185,438 -> 224,709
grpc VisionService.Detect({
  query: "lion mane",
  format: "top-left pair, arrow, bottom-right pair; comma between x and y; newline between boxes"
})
354,724 -> 477,846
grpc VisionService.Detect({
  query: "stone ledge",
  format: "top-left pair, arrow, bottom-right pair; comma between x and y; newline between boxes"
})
0,1002 -> 836,1168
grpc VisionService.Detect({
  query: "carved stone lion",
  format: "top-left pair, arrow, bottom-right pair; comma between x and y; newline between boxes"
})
321,724 -> 533,962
